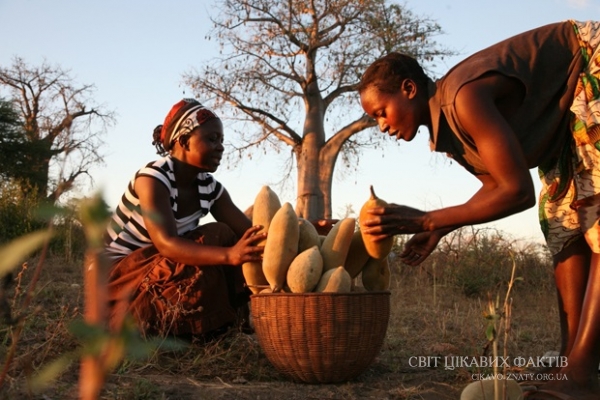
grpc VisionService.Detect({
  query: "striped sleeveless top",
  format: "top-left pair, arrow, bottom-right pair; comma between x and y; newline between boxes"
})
104,155 -> 224,260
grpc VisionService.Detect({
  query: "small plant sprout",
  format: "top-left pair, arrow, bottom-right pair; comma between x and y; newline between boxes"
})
467,251 -> 523,400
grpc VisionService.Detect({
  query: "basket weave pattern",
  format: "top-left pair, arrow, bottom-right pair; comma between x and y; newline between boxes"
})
250,291 -> 390,383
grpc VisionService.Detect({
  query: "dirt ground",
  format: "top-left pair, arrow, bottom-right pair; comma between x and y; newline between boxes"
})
100,342 -> 468,400
13,328 -> 468,400
104,365 -> 464,400
1,253 -> 560,400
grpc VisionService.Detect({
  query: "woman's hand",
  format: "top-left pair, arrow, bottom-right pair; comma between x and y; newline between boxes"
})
399,230 -> 445,266
226,225 -> 266,266
361,203 -> 426,238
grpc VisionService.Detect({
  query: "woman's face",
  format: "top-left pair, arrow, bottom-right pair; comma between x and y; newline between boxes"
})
360,80 -> 422,142
183,118 -> 225,172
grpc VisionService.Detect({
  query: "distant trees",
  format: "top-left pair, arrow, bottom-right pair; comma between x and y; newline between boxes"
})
0,99 -> 26,183
0,57 -> 116,203
392,226 -> 554,297
184,0 -> 454,219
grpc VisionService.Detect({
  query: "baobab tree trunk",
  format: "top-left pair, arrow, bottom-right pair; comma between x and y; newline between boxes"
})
295,139 -> 338,220
295,78 -> 331,220
295,133 -> 326,220
318,147 -> 337,219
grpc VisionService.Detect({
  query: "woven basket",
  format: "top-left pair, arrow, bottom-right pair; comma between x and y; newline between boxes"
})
250,291 -> 390,383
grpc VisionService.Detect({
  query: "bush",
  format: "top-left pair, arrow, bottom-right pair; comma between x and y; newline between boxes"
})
0,180 -> 88,260
0,180 -> 46,244
391,226 -> 554,298
48,220 -> 87,261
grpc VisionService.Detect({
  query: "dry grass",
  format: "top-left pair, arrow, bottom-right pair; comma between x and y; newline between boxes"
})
0,252 -> 560,400
387,263 -> 559,361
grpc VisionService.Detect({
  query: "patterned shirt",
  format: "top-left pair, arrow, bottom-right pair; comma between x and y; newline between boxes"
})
104,155 -> 224,260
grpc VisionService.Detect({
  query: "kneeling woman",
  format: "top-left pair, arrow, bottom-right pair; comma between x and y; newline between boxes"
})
104,99 -> 265,338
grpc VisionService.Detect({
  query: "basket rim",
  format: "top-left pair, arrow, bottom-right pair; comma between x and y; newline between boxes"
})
250,290 -> 391,299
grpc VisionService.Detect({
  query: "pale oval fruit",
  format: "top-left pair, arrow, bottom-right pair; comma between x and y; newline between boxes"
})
251,185 -> 282,247
460,379 -> 523,400
361,256 -> 391,291
361,257 -> 391,292
243,205 -> 253,219
344,230 -> 371,278
286,246 -> 323,293
318,235 -> 326,247
297,218 -> 321,254
242,261 -> 269,295
320,218 -> 355,271
242,185 -> 280,294
315,266 -> 352,293
262,202 -> 299,292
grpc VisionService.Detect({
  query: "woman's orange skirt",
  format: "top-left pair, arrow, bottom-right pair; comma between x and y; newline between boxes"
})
107,222 -> 249,337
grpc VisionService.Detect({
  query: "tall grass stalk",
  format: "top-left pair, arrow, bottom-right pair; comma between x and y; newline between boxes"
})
433,260 -> 437,305
77,195 -> 113,400
0,227 -> 53,389
485,252 -> 519,400
78,250 -> 108,400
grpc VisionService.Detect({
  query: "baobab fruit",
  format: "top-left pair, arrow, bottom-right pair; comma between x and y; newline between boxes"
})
262,202 -> 299,292
297,218 -> 320,254
315,266 -> 352,293
359,185 -> 393,260
286,246 -> 323,293
242,185 -> 280,294
319,218 -> 355,271
361,256 -> 391,291
344,230 -> 370,278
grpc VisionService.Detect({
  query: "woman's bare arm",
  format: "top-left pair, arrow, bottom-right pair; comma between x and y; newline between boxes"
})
135,176 -> 264,266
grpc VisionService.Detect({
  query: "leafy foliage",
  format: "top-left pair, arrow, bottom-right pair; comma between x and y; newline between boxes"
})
0,192 -> 185,398
0,180 -> 47,244
0,180 -> 85,262
0,99 -> 27,182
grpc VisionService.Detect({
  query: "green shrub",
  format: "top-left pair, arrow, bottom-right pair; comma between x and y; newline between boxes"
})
0,179 -> 46,244
390,226 -> 554,298
48,220 -> 87,261
0,180 -> 88,260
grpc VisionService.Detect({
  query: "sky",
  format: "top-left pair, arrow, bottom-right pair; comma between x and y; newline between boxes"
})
1,0 -> 598,245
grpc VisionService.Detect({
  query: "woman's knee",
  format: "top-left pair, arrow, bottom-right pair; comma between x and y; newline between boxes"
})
187,222 -> 237,246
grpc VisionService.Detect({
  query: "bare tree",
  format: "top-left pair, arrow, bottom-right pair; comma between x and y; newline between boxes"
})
0,57 -> 116,203
184,0 -> 454,219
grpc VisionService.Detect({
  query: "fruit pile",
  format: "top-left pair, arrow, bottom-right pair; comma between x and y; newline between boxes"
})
243,185 -> 392,294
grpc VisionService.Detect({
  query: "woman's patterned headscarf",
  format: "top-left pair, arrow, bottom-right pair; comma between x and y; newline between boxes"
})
152,98 -> 219,154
